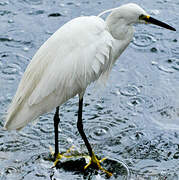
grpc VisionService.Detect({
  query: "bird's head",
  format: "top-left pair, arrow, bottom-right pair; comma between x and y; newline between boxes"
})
104,3 -> 176,34
111,3 -> 176,31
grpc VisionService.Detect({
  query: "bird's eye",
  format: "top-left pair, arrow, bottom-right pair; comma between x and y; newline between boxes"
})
139,14 -> 146,20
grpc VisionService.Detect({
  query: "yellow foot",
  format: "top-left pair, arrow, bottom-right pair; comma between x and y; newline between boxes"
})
49,145 -> 75,166
84,152 -> 112,177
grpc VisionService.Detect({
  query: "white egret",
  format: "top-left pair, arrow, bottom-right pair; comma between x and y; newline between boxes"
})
4,3 -> 175,176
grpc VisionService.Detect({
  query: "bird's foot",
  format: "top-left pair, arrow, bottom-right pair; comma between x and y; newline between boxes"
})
50,145 -> 75,166
84,151 -> 112,177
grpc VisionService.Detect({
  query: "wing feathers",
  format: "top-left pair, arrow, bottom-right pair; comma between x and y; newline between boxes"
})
5,16 -> 114,130
29,21 -> 114,106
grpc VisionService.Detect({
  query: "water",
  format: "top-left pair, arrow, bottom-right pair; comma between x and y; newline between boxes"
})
0,0 -> 179,179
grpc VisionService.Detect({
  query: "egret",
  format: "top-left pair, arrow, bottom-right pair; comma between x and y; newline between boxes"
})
4,3 -> 175,176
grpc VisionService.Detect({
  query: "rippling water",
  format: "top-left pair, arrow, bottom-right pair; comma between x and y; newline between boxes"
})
0,0 -> 179,179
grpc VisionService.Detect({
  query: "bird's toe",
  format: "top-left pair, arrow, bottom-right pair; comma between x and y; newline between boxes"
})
84,152 -> 112,177
49,145 -> 75,166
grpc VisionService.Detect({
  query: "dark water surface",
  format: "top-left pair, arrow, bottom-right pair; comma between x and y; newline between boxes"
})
0,0 -> 179,179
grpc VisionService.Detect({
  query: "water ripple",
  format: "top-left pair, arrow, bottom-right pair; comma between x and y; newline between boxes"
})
119,85 -> 141,96
157,57 -> 179,73
28,10 -> 45,16
88,125 -> 110,141
84,120 -> 119,142
0,10 -> 11,16
19,130 -> 41,141
157,65 -> 174,73
171,58 -> 179,71
127,95 -> 155,111
0,36 -> 13,42
1,63 -> 22,81
0,33 -> 33,49
21,0 -> 43,5
3,138 -> 29,152
132,33 -> 156,48
2,63 -> 21,75
171,46 -> 179,56
0,1 -> 9,6
151,106 -> 179,129
60,122 -> 75,137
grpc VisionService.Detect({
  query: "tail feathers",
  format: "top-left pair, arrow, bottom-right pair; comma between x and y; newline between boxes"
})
4,102 -> 37,131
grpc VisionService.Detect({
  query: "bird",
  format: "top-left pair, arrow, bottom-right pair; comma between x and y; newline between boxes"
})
4,3 -> 176,176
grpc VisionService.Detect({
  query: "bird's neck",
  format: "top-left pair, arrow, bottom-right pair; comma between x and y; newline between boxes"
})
106,15 -> 134,40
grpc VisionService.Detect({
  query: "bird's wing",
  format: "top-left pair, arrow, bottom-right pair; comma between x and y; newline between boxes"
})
4,16 -> 112,129
5,16 -> 114,129
6,16 -> 113,115
28,16 -> 114,106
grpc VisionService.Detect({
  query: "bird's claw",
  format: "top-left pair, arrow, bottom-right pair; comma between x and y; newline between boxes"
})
49,145 -> 75,166
50,147 -> 112,176
84,152 -> 112,177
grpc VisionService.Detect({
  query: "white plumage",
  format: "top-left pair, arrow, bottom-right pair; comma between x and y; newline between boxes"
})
4,16 -> 116,130
4,3 -> 175,131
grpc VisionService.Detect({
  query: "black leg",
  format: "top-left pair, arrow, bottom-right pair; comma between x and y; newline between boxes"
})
54,106 -> 60,159
77,97 -> 93,157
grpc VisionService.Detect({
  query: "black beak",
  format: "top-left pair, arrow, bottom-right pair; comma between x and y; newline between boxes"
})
144,16 -> 176,31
